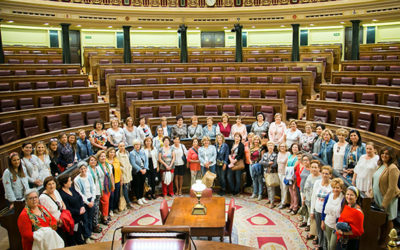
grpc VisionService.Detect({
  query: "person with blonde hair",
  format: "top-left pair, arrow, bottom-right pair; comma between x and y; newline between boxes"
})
260,141 -> 278,206
116,142 -> 134,207
158,137 -> 175,197
230,116 -> 247,141
34,141 -> 51,181
321,178 -> 345,250
277,142 -> 290,209
96,150 -> 114,224
123,117 -> 139,147
249,135 -> 264,201
318,129 -> 335,166
107,118 -> 126,147
172,136 -> 187,196
353,142 -> 378,197
106,147 -> 122,215
284,119 -> 302,148
203,116 -> 218,139
156,116 -> 171,137
269,113 -> 286,146
143,137 -> 158,199
217,113 -> 231,138
130,139 -> 149,203
300,122 -> 316,153
199,136 -> 217,175
215,134 -> 229,195
332,128 -> 348,172
187,115 -> 203,139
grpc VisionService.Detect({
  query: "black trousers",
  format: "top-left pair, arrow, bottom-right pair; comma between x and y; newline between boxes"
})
132,171 -> 146,199
147,159 -> 156,195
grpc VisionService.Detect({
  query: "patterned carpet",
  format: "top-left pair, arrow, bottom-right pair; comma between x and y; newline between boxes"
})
92,194 -> 314,249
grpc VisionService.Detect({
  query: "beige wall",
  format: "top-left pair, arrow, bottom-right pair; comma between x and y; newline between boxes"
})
246,29 -> 292,46
131,31 -> 178,47
2,25 -> 57,47
81,30 -> 117,47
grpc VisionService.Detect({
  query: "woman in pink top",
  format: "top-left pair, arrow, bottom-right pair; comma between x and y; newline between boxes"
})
230,116 -> 247,141
217,113 -> 232,138
268,113 -> 286,146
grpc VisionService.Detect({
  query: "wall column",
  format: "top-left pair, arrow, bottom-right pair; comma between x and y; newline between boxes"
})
0,19 -> 4,64
291,24 -> 300,61
233,24 -> 243,62
60,23 -> 71,64
123,26 -> 132,63
351,20 -> 361,60
178,24 -> 188,63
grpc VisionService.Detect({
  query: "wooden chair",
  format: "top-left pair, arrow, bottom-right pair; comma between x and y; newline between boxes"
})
160,199 -> 169,225
224,198 -> 235,243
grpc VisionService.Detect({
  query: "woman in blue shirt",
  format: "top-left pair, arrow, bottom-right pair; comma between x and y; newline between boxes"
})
215,134 -> 229,195
343,130 -> 366,182
198,136 -> 217,175
318,129 -> 335,166
129,139 -> 149,204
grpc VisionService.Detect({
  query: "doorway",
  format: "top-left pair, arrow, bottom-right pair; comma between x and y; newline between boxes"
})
201,32 -> 225,48
69,30 -> 81,64
344,26 -> 363,60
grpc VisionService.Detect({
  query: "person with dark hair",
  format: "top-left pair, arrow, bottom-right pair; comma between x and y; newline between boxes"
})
48,138 -> 60,176
335,186 -> 364,250
352,142 -> 378,197
343,130 -> 366,182
227,132 -> 245,195
86,155 -> 103,233
312,123 -> 325,155
156,116 -> 172,137
58,174 -> 86,245
89,119 -> 108,153
130,139 -> 150,203
300,122 -> 316,153
68,132 -> 78,162
117,142 -> 134,206
215,134 -> 229,196
106,147 -> 121,216
284,120 -> 302,148
260,141 -> 278,206
199,136 -> 217,175
268,113 -> 286,146
123,117 -> 140,147
203,117 -> 218,140
285,143 -> 300,215
143,137 -> 158,200
34,141 -> 51,181
57,133 -> 75,173
373,147 -> 400,248
138,117 -> 153,141
2,152 -> 29,210
21,142 -> 43,187
96,150 -> 114,225
217,113 -> 232,139
158,137 -> 175,197
230,116 -> 247,141
171,115 -> 187,139
76,129 -> 94,161
107,118 -> 126,147
250,111 -> 269,139
39,176 -> 65,228
187,138 -> 201,186
172,136 -> 187,196
187,115 -> 203,139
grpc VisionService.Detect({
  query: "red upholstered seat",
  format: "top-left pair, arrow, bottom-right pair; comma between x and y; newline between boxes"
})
256,58 -> 267,62
272,58 -> 282,62
72,80 -> 85,87
394,120 -> 400,141
240,76 -> 250,84
46,115 -> 63,132
158,106 -> 172,117
272,77 -> 284,84
375,115 -> 391,136
35,69 -> 47,75
191,90 -> 203,98
341,92 -> 355,102
86,111 -> 101,125
0,83 -> 10,91
68,112 -> 84,128
224,77 -> 236,83
359,66 -> 372,71
335,110 -> 351,127
373,65 -> 386,71
204,105 -> 218,116
141,91 -> 154,100
60,95 -> 74,106
159,200 -> 169,225
130,79 -> 142,85
212,67 -> 222,72
39,96 -> 54,107
376,78 -> 390,86
389,66 -> 400,71
115,79 -> 128,87
340,77 -> 353,85
206,90 -> 219,98
372,55 -> 383,60
239,67 -> 249,72
247,58 -> 256,62
19,98 -> 34,110
260,105 -> 274,123
146,78 -> 158,84
55,80 -> 68,88
314,109 -> 329,123
344,65 -> 358,71
0,100 -> 17,112
196,77 -> 207,83
174,68 -> 184,72
23,118 -> 40,137
356,112 -> 373,131
240,105 -> 253,116
173,90 -> 185,99
291,66 -> 303,71
355,77 -> 370,85
204,58 -> 213,63
256,77 -> 268,84
79,94 -> 94,104
249,90 -> 261,99
160,68 -> 171,72
139,107 -> 153,118
182,77 -> 193,84
0,70 -> 11,76
228,90 -> 240,98
17,82 -> 32,90
392,78 -> 400,86
181,105 -> 195,117
166,78 -> 177,84
148,68 -> 158,73
325,91 -> 339,101
135,68 -> 146,73
222,105 -> 236,116
67,69 -> 79,74
211,77 -> 222,84
188,67 -> 197,72
387,94 -> 400,107
265,90 -> 278,99
266,67 -> 276,72
226,67 -> 236,71
158,90 -> 171,99
254,66 -> 264,71
224,198 -> 235,243
0,122 -> 19,145
121,68 -> 132,73
285,90 -> 298,117
361,93 -> 376,104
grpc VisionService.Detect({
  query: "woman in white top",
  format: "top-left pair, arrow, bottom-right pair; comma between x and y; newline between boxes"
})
86,155 -> 103,233
153,127 -> 165,150
229,116 -> 247,141
123,117 -> 139,147
74,161 -> 96,239
268,113 -> 286,146
353,142 -> 379,197
143,137 -> 159,200
277,142 -> 290,209
21,142 -> 43,187
310,165 -> 332,250
172,136 -> 188,196
107,118 -> 126,147
39,176 -> 65,222
117,142 -> 134,206
284,119 -> 302,148
321,178 -> 345,250
34,141 -> 52,181
332,128 -> 348,172
138,117 -> 153,140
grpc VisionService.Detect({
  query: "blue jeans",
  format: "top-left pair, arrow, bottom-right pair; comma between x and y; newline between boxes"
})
82,201 -> 94,238
215,165 -> 226,192
109,182 -> 120,211
122,183 -> 131,203
201,165 -> 216,176
250,164 -> 263,195
227,168 -> 242,194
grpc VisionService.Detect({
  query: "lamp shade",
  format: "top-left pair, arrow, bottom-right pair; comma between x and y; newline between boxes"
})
192,180 -> 206,193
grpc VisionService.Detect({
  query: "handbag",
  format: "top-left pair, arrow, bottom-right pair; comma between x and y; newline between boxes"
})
231,159 -> 245,171
163,171 -> 173,185
181,144 -> 187,165
118,184 -> 127,211
264,172 -> 280,187
202,171 -> 217,188
216,160 -> 224,167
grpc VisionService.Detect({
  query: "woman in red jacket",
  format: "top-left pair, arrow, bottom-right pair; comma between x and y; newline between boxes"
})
18,189 -> 58,250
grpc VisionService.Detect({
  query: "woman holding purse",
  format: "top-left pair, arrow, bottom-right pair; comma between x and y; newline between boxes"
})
249,135 -> 264,201
158,137 -> 176,197
215,134 -> 229,196
227,133 -> 245,196
260,141 -> 278,207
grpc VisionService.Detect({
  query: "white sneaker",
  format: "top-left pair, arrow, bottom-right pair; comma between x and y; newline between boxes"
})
250,194 -> 257,199
258,195 -> 262,201
141,198 -> 148,204
109,211 -> 114,217
138,199 -> 144,205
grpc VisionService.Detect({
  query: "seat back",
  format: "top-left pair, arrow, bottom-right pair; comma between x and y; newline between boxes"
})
314,109 -> 329,123
0,100 -> 17,112
46,115 -> 63,131
240,105 -> 253,116
260,105 -> 274,123
265,90 -> 278,99
285,90 -> 298,116
79,94 -> 94,104
356,112 -> 373,131
375,115 -> 392,136
361,93 -> 376,104
182,77 -> 193,84
224,77 -> 236,83
86,111 -> 101,125
340,77 -> 353,85
222,105 -> 236,116
173,90 -> 185,99
335,110 -> 351,127
395,119 -> 400,141
23,118 -> 40,137
191,90 -> 203,98
158,90 -> 171,99
206,90 -> 219,98
272,77 -> 284,84
68,112 -> 84,128
387,94 -> 400,107
249,90 -> 261,99
226,198 -> 235,240
181,105 -> 195,117
228,90 -> 240,98
341,92 -> 355,102
55,80 -> 68,88
17,82 -> 32,90
0,122 -> 18,144
160,200 -> 169,225
204,105 -> 218,116
355,77 -> 369,85
19,98 -> 34,110
60,95 -> 74,106
240,77 -> 250,84
376,78 -> 390,86
39,96 -> 54,107
325,91 -> 338,101
158,106 -> 172,117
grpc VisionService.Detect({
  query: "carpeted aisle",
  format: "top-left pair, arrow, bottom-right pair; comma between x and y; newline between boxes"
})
93,195 -> 313,249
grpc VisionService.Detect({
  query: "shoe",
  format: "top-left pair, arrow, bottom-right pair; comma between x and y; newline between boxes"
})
109,211 -> 114,217
290,209 -> 298,215
141,198 -> 148,204
305,226 -> 310,232
277,204 -> 285,209
250,194 -> 256,199
85,238 -> 93,244
286,209 -> 293,213
138,199 -> 144,205
151,194 -> 156,199
306,234 -> 314,240
93,226 -> 102,234
113,209 -> 119,214
101,219 -> 109,225
257,195 -> 262,201
299,222 -> 307,227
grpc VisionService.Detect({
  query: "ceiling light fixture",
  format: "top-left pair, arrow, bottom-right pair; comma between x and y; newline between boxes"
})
44,23 -> 49,25
252,25 -> 255,28
138,26 -> 142,29
7,20 -> 14,23
310,24 -> 314,26
76,24 -> 82,27
108,25 -> 113,28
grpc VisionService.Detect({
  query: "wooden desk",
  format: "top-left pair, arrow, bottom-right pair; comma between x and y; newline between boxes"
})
165,197 -> 226,239
62,240 -> 258,250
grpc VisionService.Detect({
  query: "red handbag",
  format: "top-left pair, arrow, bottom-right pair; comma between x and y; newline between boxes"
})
60,209 -> 75,235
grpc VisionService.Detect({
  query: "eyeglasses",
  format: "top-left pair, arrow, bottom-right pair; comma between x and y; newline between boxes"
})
27,196 -> 38,201
49,138 -> 58,142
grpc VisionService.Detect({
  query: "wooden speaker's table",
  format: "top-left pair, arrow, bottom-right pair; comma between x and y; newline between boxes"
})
165,197 -> 226,239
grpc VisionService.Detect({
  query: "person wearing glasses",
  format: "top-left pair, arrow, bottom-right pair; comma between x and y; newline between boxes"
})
18,189 -> 61,250
332,129 -> 348,172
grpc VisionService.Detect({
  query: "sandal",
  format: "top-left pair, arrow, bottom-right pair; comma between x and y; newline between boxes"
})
305,225 -> 310,232
299,222 -> 307,227
312,238 -> 318,245
306,234 -> 314,240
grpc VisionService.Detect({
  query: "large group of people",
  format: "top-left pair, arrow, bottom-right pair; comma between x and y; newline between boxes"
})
2,112 -> 399,250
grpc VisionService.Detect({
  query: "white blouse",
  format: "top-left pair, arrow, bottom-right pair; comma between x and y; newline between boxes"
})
39,190 -> 63,220
332,142 -> 347,171
354,154 -> 379,195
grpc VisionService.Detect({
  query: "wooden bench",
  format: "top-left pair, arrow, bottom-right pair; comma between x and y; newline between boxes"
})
117,83 -> 301,119
320,84 -> 400,106
0,64 -> 81,76
0,75 -> 89,91
306,100 -> 400,138
4,54 -> 64,64
300,44 -> 341,70
129,98 -> 286,124
331,71 -> 400,86
0,87 -> 98,110
97,61 -> 325,91
340,60 -> 400,71
360,43 -> 400,52
359,50 -> 400,60
106,71 -> 314,105
3,47 -> 62,55
300,52 -> 334,81
0,103 -> 110,139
